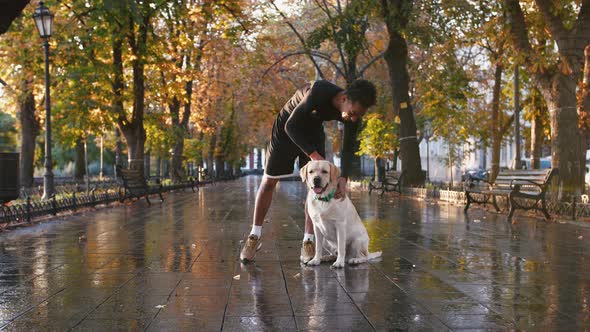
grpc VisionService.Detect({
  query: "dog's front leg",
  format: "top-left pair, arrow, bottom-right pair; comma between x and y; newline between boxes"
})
332,227 -> 346,268
306,224 -> 324,266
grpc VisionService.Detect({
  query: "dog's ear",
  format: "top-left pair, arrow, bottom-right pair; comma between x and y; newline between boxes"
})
300,163 -> 308,183
329,163 -> 340,183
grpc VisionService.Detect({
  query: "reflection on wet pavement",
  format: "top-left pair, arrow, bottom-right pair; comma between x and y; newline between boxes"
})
1,175 -> 589,331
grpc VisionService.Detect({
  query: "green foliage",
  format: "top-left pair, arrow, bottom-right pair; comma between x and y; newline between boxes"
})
417,51 -> 476,146
306,0 -> 371,61
184,137 -> 203,165
145,112 -> 174,158
0,112 -> 17,152
357,113 -> 397,159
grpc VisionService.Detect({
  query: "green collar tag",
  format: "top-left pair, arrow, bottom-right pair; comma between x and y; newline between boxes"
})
315,189 -> 337,202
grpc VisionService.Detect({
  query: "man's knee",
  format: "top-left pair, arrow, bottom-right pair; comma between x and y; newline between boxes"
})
260,176 -> 279,192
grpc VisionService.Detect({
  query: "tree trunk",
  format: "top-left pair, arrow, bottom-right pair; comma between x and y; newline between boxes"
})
74,138 -> 85,181
513,66 -> 521,169
120,123 -> 146,172
579,44 -> 590,191
543,73 -> 581,198
215,157 -> 224,178
490,63 -> 503,181
374,157 -> 384,181
112,8 -> 150,175
341,121 -> 361,178
256,147 -> 262,170
208,135 -> 216,177
18,82 -> 38,188
381,0 -> 423,186
341,70 -> 362,178
144,150 -> 150,178
156,157 -> 161,178
171,139 -> 184,182
531,112 -> 543,169
169,96 -> 184,182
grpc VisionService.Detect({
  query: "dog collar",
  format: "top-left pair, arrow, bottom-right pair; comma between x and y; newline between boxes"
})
315,189 -> 337,202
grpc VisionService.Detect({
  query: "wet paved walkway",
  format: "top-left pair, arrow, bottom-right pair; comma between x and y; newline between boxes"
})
1,176 -> 589,331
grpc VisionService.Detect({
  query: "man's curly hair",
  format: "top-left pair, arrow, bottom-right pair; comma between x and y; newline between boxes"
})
345,79 -> 377,109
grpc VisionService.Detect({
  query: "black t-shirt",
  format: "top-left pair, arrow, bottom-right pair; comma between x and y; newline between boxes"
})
271,80 -> 343,156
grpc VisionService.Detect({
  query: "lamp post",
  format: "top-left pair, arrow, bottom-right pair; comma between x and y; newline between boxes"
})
423,120 -> 433,183
33,1 -> 54,200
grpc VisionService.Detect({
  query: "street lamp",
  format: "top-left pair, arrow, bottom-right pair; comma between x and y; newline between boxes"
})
33,1 -> 54,200
423,120 -> 433,183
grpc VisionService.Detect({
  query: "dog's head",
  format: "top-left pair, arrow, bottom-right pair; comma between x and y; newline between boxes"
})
299,160 -> 340,195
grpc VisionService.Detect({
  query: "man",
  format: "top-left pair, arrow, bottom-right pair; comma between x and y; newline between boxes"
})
240,79 -> 377,263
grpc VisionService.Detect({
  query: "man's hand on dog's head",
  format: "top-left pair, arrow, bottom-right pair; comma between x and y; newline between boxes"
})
334,177 -> 347,200
309,151 -> 325,161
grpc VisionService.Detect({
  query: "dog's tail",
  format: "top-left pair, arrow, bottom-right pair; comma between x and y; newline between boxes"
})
367,251 -> 382,260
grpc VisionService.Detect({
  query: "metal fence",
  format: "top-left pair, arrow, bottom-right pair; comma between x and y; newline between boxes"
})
1,180 -> 208,226
401,186 -> 590,221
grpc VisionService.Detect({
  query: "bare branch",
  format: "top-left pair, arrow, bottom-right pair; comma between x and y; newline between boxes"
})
358,52 -> 385,76
219,2 -> 250,33
268,0 -> 325,78
316,0 -> 348,78
262,50 -> 345,80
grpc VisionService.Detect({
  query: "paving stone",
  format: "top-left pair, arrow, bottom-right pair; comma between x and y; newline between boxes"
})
0,177 -> 589,330
222,316 -> 297,331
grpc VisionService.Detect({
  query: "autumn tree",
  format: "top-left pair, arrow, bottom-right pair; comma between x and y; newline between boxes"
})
357,113 -> 397,180
379,0 -> 425,186
0,5 -> 45,188
504,0 -> 590,198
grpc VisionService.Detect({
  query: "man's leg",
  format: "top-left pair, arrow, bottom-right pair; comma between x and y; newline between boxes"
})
253,175 -> 279,225
241,175 -> 279,262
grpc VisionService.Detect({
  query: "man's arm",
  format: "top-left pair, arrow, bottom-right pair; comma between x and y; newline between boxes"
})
334,177 -> 347,199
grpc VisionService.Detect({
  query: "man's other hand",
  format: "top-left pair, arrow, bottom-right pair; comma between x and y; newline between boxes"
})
334,177 -> 347,200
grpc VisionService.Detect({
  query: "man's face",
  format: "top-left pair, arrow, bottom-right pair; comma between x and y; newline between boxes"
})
341,98 -> 367,122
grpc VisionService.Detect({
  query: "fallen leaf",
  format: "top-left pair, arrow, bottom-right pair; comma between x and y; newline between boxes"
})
233,275 -> 240,280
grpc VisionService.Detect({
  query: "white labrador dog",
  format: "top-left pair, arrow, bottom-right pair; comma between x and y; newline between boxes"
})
300,160 -> 382,268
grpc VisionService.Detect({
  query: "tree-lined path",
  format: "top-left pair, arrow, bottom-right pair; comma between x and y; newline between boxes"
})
0,177 -> 589,331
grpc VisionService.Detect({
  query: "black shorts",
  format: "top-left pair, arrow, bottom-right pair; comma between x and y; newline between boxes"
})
265,133 -> 325,178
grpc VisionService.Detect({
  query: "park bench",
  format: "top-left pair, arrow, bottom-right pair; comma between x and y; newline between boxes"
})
464,168 -> 558,221
369,170 -> 405,196
117,166 -> 163,205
